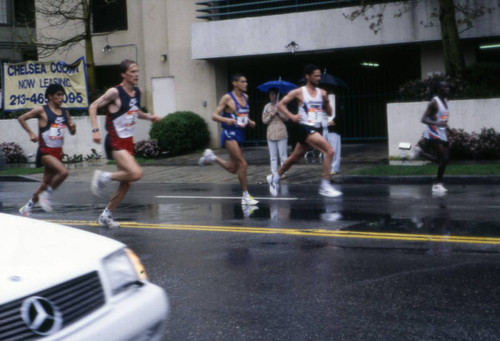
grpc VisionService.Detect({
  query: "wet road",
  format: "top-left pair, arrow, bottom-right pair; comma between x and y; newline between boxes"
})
1,181 -> 500,340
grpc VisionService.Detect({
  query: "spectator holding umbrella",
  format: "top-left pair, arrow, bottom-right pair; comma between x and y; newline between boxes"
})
258,79 -> 297,179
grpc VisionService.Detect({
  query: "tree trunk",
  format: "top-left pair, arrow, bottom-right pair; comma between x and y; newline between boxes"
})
82,0 -> 96,93
438,0 -> 465,77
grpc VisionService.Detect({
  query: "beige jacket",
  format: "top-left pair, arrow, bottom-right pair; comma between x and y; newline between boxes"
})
262,102 -> 288,140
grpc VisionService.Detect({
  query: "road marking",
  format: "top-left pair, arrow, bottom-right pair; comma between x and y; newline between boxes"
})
48,220 -> 500,245
155,195 -> 299,201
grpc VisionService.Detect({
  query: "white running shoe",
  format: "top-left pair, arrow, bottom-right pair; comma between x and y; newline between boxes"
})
319,182 -> 343,197
242,205 -> 258,218
91,170 -> 108,197
242,195 -> 259,206
19,204 -> 32,217
266,174 -> 279,197
198,149 -> 216,166
432,183 -> 448,193
39,191 -> 53,212
98,214 -> 121,228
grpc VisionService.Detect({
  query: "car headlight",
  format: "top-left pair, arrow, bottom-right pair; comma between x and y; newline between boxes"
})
102,248 -> 148,295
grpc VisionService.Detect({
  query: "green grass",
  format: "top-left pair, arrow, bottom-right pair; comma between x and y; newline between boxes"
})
0,167 -> 44,176
350,163 -> 500,176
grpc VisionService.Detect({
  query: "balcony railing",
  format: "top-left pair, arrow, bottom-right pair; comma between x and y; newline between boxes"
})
196,0 -> 387,21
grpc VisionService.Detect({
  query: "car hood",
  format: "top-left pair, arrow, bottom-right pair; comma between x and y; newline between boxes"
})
0,213 -> 124,303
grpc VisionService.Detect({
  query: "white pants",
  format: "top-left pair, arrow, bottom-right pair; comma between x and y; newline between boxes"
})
324,132 -> 341,172
267,138 -> 288,174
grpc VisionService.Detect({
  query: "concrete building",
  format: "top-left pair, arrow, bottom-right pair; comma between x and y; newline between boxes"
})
22,1 -> 500,146
0,0 -> 37,114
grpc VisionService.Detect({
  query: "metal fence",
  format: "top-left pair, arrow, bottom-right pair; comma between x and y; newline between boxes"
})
196,0 -> 394,20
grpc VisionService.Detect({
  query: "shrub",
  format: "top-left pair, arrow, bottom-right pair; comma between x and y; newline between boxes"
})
85,148 -> 102,161
462,63 -> 500,99
134,139 -> 160,158
398,63 -> 500,102
149,111 -> 210,155
62,153 -> 83,163
399,74 -> 465,101
0,142 -> 27,163
417,127 -> 500,160
447,128 -> 477,160
475,128 -> 500,160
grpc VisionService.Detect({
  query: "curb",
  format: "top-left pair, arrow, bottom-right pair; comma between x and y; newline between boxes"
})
334,175 -> 500,185
0,176 -> 39,182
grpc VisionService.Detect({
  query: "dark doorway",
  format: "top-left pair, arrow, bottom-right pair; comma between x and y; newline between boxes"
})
225,44 -> 420,143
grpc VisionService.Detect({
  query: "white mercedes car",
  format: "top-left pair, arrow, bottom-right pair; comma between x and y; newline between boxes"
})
0,213 -> 169,340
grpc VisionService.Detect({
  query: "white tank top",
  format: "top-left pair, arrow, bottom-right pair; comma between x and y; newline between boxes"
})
298,86 -> 324,128
424,96 -> 449,142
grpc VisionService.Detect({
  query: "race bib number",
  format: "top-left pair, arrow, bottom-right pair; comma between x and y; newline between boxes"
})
439,112 -> 449,122
237,113 -> 249,127
49,123 -> 66,140
126,110 -> 139,128
307,108 -> 324,126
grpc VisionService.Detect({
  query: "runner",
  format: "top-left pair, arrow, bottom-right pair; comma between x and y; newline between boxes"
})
18,84 -> 76,216
198,73 -> 259,206
88,59 -> 161,228
267,64 -> 342,197
418,80 -> 451,194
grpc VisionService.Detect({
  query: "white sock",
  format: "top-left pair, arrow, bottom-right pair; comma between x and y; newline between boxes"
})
321,179 -> 331,187
102,172 -> 111,182
273,173 -> 281,184
46,186 -> 53,194
27,199 -> 34,208
102,207 -> 112,217
242,191 -> 249,198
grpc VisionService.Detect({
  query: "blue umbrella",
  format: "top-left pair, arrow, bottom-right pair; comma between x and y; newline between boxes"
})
257,78 -> 298,95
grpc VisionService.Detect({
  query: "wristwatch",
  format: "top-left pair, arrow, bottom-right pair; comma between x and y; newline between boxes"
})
92,128 -> 99,133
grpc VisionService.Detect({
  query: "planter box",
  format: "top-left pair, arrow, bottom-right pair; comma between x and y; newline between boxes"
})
387,98 -> 500,158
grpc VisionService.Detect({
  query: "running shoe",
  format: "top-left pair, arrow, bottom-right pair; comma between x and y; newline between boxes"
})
91,170 -> 108,197
319,182 -> 343,197
266,174 -> 279,197
39,191 -> 53,212
241,195 -> 259,206
98,214 -> 121,228
198,149 -> 216,166
19,204 -> 32,217
242,205 -> 258,218
432,183 -> 448,193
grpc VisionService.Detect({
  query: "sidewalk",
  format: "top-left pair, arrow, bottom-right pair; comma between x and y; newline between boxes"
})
8,142 -> 500,185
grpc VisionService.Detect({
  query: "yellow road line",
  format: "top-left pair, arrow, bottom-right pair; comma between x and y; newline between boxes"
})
47,219 -> 500,245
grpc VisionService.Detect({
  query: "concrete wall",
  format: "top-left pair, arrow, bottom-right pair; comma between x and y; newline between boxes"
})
192,0 -> 500,60
0,116 -> 153,159
387,98 -> 500,157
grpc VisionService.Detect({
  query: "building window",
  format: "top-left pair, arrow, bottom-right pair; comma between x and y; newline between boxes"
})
14,0 -> 35,26
0,0 -> 8,24
92,0 -> 128,33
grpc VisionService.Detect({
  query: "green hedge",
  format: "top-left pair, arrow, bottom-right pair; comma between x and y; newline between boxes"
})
399,62 -> 500,101
417,127 -> 500,160
149,111 -> 210,156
